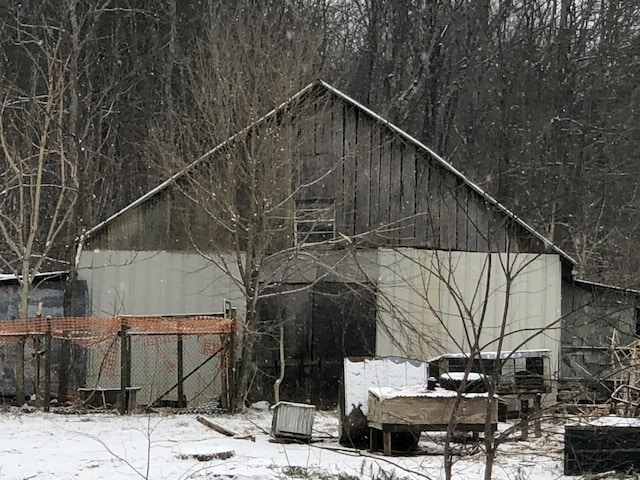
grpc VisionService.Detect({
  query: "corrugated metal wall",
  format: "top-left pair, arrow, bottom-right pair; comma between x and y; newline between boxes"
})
79,250 -> 244,316
78,250 -> 245,406
376,248 -> 562,380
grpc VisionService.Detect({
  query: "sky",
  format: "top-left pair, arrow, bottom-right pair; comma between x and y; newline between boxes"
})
0,405 -> 588,480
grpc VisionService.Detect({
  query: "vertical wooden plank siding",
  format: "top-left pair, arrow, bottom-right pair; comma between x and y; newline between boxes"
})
439,175 -> 456,248
426,160 -> 441,247
355,112 -> 372,234
491,210 -> 507,252
92,91 -> 556,258
476,200 -> 490,251
369,121 -> 382,234
314,106 -> 333,201
342,107 -> 357,236
414,154 -> 430,247
400,144 -> 416,242
465,194 -> 478,252
389,139 -> 403,245
378,131 -> 392,245
455,182 -> 469,251
331,100 -> 347,235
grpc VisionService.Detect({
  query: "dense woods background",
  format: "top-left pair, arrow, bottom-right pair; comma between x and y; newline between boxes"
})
1,0 -> 639,289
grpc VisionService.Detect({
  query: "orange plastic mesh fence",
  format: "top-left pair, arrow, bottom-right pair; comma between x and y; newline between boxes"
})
0,315 -> 236,345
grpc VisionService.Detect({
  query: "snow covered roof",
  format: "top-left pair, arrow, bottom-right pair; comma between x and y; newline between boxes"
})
0,270 -> 68,284
573,278 -> 640,296
569,416 -> 640,428
429,349 -> 551,362
84,80 -> 576,265
369,385 -> 489,400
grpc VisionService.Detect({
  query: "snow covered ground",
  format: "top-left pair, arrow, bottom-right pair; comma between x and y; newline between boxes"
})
0,405 -> 613,480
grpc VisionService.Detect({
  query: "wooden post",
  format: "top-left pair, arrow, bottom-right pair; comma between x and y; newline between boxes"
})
383,431 -> 392,456
534,394 -> 542,438
119,324 -> 131,414
16,335 -> 26,405
177,334 -> 184,408
221,336 -> 228,411
520,398 -> 529,441
43,317 -> 52,412
58,330 -> 70,403
227,330 -> 236,412
34,336 -> 41,397
34,303 -> 43,400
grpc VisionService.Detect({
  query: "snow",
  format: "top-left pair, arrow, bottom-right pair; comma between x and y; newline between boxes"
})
369,385 -> 489,400
429,349 -> 550,361
440,372 -> 485,382
0,407 -> 586,480
343,357 -> 428,415
570,415 -> 640,427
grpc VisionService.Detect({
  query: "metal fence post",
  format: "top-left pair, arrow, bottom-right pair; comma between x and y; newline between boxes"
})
177,334 -> 184,407
16,336 -> 26,406
43,317 -> 52,411
119,324 -> 131,414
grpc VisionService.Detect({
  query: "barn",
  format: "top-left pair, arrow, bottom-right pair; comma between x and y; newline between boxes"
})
78,80 -> 583,408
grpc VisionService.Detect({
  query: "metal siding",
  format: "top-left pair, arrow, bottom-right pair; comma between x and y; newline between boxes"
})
79,250 -> 245,316
272,402 -> 315,438
78,250 -> 244,405
377,249 -> 561,382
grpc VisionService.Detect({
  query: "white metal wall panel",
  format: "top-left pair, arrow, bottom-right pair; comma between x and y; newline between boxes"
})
377,249 -> 562,378
78,250 -> 245,406
78,250 -> 245,316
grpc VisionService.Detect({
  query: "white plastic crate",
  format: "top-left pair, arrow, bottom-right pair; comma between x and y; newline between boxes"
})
271,401 -> 315,441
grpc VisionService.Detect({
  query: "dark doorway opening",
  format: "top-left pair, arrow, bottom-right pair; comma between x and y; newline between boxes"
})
252,282 -> 376,408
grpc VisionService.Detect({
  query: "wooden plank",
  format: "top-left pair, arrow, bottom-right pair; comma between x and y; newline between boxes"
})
196,415 -> 238,437
426,161 -> 441,247
465,194 -> 479,251
314,106 -> 334,201
388,139 -> 403,245
491,209 -> 507,251
400,143 -> 416,243
455,183 -> 468,251
439,175 -> 456,249
342,106 -> 357,236
354,112 -> 371,234
331,99 -> 346,235
378,131 -> 393,244
298,115 -> 316,199
368,121 -> 382,234
476,199 -> 490,252
414,153 -> 429,247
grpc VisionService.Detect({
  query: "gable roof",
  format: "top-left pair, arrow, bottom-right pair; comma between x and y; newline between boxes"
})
85,80 -> 576,265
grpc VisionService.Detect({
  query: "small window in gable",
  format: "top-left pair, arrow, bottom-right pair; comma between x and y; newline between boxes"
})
295,201 -> 335,245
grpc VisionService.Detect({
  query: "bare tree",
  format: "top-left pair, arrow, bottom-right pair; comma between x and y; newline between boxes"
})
374,241 -> 562,479
148,0 -> 331,412
0,20 -> 78,404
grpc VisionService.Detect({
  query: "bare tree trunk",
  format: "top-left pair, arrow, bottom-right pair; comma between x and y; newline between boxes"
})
274,310 -> 285,404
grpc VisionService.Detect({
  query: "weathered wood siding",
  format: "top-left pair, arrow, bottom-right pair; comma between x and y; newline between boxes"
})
296,95 -> 549,253
90,89 -> 551,256
560,281 -> 638,402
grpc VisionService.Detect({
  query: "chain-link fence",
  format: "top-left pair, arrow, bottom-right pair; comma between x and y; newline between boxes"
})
0,315 -> 236,412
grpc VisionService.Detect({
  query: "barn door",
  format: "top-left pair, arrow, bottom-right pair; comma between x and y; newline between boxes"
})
253,282 -> 376,407
310,283 -> 376,407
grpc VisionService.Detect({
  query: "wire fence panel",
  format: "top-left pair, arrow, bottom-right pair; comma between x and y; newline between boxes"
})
0,315 -> 236,412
